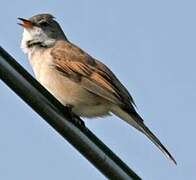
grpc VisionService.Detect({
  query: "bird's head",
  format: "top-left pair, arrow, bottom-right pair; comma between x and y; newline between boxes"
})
18,13 -> 67,53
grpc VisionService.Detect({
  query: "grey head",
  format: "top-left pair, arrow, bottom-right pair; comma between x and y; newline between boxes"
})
19,13 -> 68,53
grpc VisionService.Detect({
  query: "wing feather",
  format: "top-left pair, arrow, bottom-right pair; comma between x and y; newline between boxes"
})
51,41 -> 135,107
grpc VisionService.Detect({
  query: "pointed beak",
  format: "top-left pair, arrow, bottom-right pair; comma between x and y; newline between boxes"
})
17,17 -> 33,29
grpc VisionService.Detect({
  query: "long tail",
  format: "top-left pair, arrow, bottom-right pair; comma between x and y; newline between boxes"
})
111,105 -> 177,165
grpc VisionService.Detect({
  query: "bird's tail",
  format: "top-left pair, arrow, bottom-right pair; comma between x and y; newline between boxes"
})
111,105 -> 177,165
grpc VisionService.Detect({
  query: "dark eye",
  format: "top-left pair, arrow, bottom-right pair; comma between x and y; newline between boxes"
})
39,21 -> 49,27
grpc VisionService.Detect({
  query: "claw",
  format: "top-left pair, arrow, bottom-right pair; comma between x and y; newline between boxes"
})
65,105 -> 86,128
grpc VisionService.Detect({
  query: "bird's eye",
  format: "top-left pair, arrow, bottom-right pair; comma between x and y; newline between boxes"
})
39,21 -> 49,27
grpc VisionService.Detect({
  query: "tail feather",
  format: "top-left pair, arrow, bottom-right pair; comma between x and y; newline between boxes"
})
111,106 -> 177,165
139,121 -> 177,164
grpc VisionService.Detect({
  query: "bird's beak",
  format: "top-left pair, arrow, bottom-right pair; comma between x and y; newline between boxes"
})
18,18 -> 33,29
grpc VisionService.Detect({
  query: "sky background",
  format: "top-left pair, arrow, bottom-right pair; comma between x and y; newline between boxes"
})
0,1 -> 195,179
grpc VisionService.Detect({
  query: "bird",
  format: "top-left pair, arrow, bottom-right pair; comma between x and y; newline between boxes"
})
18,13 -> 176,164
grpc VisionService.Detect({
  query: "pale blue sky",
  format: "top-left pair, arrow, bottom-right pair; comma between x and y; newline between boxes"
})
0,1 -> 195,179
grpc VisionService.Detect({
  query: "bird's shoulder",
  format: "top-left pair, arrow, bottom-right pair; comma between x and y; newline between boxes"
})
51,40 -> 95,65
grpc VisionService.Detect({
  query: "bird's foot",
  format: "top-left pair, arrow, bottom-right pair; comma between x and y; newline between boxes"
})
66,105 -> 85,128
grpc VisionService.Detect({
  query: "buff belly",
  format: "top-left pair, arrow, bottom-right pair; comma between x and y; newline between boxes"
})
33,62 -> 110,117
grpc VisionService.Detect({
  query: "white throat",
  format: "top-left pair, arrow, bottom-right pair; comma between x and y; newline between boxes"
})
21,28 -> 56,54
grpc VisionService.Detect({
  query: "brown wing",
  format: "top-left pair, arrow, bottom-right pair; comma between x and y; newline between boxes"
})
51,40 -> 136,107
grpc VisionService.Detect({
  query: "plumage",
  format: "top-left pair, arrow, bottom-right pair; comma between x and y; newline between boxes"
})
19,13 -> 176,164
51,41 -> 133,106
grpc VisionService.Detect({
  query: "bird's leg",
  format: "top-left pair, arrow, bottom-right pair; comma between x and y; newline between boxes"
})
65,104 -> 85,128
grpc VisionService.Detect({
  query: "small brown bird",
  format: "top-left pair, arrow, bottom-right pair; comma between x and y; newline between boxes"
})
18,13 -> 176,164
